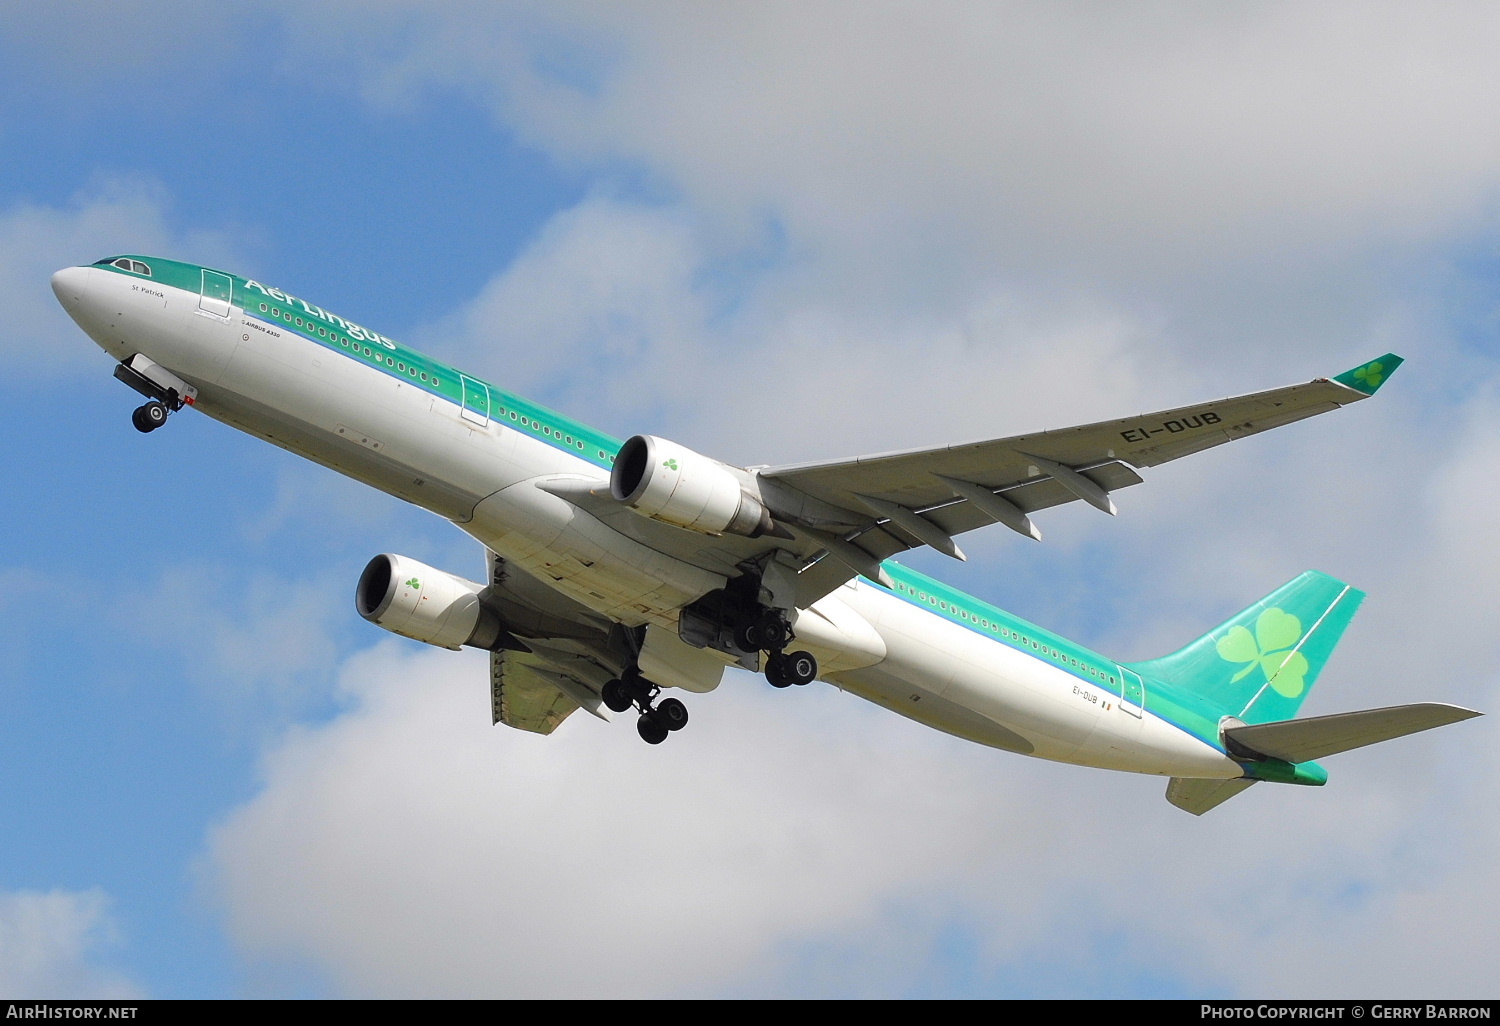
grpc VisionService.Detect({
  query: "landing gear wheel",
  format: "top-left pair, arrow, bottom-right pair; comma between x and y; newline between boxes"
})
733,621 -> 763,653
132,401 -> 168,433
765,656 -> 793,689
602,679 -> 632,714
637,713 -> 669,745
782,650 -> 818,686
756,611 -> 790,651
655,697 -> 689,732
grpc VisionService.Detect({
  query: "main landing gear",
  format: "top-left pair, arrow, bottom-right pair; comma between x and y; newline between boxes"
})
602,670 -> 690,745
736,608 -> 818,690
765,649 -> 818,689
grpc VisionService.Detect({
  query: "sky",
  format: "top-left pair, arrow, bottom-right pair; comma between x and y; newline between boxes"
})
2,0 -> 1499,999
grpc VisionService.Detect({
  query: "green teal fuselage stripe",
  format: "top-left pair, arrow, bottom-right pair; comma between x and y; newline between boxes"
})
96,256 -> 623,469
102,255 -> 1237,760
872,561 -> 1229,753
242,309 -> 619,468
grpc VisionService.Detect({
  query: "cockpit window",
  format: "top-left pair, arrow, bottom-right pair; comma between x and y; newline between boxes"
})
99,257 -> 152,276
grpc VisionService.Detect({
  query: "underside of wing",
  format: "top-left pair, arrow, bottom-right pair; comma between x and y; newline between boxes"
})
490,649 -> 581,734
484,550 -> 627,735
757,357 -> 1400,603
490,644 -> 621,734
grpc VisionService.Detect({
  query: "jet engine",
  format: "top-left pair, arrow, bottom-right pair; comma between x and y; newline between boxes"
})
610,434 -> 773,537
355,553 -> 509,650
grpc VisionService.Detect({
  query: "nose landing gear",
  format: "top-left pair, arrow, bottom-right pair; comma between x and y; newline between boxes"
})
130,400 -> 170,433
602,671 -> 690,745
114,354 -> 195,434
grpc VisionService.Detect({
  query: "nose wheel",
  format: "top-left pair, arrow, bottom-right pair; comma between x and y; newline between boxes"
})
114,356 -> 192,434
131,400 -> 170,433
602,672 -> 690,745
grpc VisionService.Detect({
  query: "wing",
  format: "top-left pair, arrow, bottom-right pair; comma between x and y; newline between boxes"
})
760,356 -> 1401,600
483,550 -> 629,734
490,646 -> 620,734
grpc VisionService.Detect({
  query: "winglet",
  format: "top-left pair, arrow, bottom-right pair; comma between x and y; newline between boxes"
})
1332,353 -> 1403,396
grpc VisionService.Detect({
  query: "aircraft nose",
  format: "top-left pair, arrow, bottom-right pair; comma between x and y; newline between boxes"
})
51,265 -> 91,315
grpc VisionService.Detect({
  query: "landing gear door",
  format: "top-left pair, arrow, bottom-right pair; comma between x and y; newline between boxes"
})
1118,667 -> 1145,719
199,269 -> 233,319
460,374 -> 489,427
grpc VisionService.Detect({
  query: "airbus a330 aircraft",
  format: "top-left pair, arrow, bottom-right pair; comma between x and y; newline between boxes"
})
52,255 -> 1480,814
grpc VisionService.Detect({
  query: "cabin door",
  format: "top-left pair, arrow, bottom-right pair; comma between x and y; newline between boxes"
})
1118,667 -> 1145,718
459,374 -> 490,426
199,269 -> 233,319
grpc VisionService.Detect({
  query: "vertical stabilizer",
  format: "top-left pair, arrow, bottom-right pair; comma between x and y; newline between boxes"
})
1131,571 -> 1364,724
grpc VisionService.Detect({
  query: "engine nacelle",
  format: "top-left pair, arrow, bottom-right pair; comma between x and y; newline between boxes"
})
355,553 -> 508,651
610,435 -> 772,537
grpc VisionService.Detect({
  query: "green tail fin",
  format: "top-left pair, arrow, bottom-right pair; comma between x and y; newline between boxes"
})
1332,353 -> 1403,395
1130,571 -> 1364,724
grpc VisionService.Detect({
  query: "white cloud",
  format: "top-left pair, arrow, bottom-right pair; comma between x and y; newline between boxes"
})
0,181 -> 235,373
205,631 -> 1496,997
0,889 -> 141,998
207,642 -> 997,997
298,2 -> 1500,278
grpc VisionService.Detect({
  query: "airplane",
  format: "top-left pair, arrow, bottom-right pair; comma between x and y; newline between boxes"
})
50,254 -> 1480,815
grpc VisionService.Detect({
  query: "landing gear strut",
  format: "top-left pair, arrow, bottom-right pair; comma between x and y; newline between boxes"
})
602,670 -> 690,745
735,607 -> 818,689
115,355 -> 192,434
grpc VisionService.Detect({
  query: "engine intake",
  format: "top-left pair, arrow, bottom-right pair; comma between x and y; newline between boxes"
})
610,435 -> 772,537
356,553 -> 508,650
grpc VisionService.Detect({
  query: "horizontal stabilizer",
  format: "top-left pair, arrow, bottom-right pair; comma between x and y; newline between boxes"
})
1224,702 -> 1481,764
1166,777 -> 1257,816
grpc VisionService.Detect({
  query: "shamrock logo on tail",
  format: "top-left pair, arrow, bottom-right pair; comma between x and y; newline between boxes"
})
1216,607 -> 1309,698
1352,361 -> 1385,389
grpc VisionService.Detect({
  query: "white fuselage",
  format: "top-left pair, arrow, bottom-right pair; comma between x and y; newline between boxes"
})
55,264 -> 1240,780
